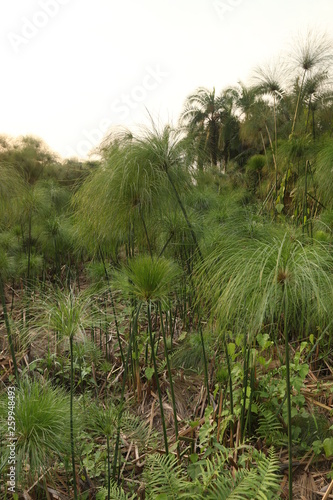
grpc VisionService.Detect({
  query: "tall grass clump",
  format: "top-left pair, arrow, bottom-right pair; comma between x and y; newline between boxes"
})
0,379 -> 70,490
114,255 -> 181,463
197,225 -> 333,499
36,288 -> 96,499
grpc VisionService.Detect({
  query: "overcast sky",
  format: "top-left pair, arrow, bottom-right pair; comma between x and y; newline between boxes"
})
1,0 -> 333,159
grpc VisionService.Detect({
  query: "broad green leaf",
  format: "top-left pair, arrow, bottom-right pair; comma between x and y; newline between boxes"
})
145,367 -> 154,380
312,440 -> 323,455
300,342 -> 308,353
323,438 -> 333,458
299,364 -> 309,380
227,342 -> 236,356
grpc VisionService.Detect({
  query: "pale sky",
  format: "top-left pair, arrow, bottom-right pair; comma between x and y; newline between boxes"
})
1,0 -> 333,159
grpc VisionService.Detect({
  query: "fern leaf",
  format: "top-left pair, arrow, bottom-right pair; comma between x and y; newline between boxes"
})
96,483 -> 136,500
255,448 -> 282,499
143,453 -> 192,500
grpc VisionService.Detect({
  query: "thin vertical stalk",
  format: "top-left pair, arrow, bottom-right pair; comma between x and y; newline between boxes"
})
27,214 -> 32,282
76,259 -> 80,292
112,303 -> 142,480
164,168 -> 203,262
10,278 -> 15,313
224,339 -> 234,416
131,222 -> 135,258
158,302 -> 179,452
273,95 -> 278,201
134,332 -> 141,402
240,345 -> 250,442
284,290 -> 293,500
305,96 -> 312,133
247,364 -> 255,435
169,304 -> 173,350
104,296 -> 108,360
139,204 -> 153,258
148,300 -> 168,455
199,324 -> 210,404
107,435 -> 111,500
69,335 -> 78,500
172,304 -> 177,347
78,354 -> 85,410
265,124 -> 278,206
303,160 -> 309,235
260,131 -> 267,157
158,231 -> 174,258
291,71 -> 306,137
98,246 -> 125,366
0,278 -> 19,385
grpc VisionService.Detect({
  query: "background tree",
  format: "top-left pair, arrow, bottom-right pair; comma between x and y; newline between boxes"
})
179,87 -> 225,167
289,30 -> 333,136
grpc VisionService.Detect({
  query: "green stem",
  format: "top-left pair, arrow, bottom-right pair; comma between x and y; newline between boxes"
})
284,291 -> 293,500
27,214 -> 32,282
291,71 -> 306,137
148,301 -> 168,455
99,246 -> 125,366
224,339 -> 234,416
139,203 -> 153,258
158,231 -> 174,258
107,435 -> 111,500
305,95 -> 312,133
78,355 -> 85,410
0,278 -> 19,385
164,168 -> 203,262
112,303 -> 142,480
159,303 -> 179,448
199,324 -> 210,404
265,123 -> 278,208
240,345 -> 250,442
273,95 -> 278,201
303,160 -> 309,235
247,365 -> 255,435
69,336 -> 78,500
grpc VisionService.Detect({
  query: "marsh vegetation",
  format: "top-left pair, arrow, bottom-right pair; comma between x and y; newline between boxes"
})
0,31 -> 333,499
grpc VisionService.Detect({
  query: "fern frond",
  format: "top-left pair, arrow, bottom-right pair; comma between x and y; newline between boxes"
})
257,405 -> 287,446
143,453 -> 192,500
207,468 -> 252,499
196,448 -> 281,500
96,483 -> 136,500
196,451 -> 229,495
255,448 -> 282,499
